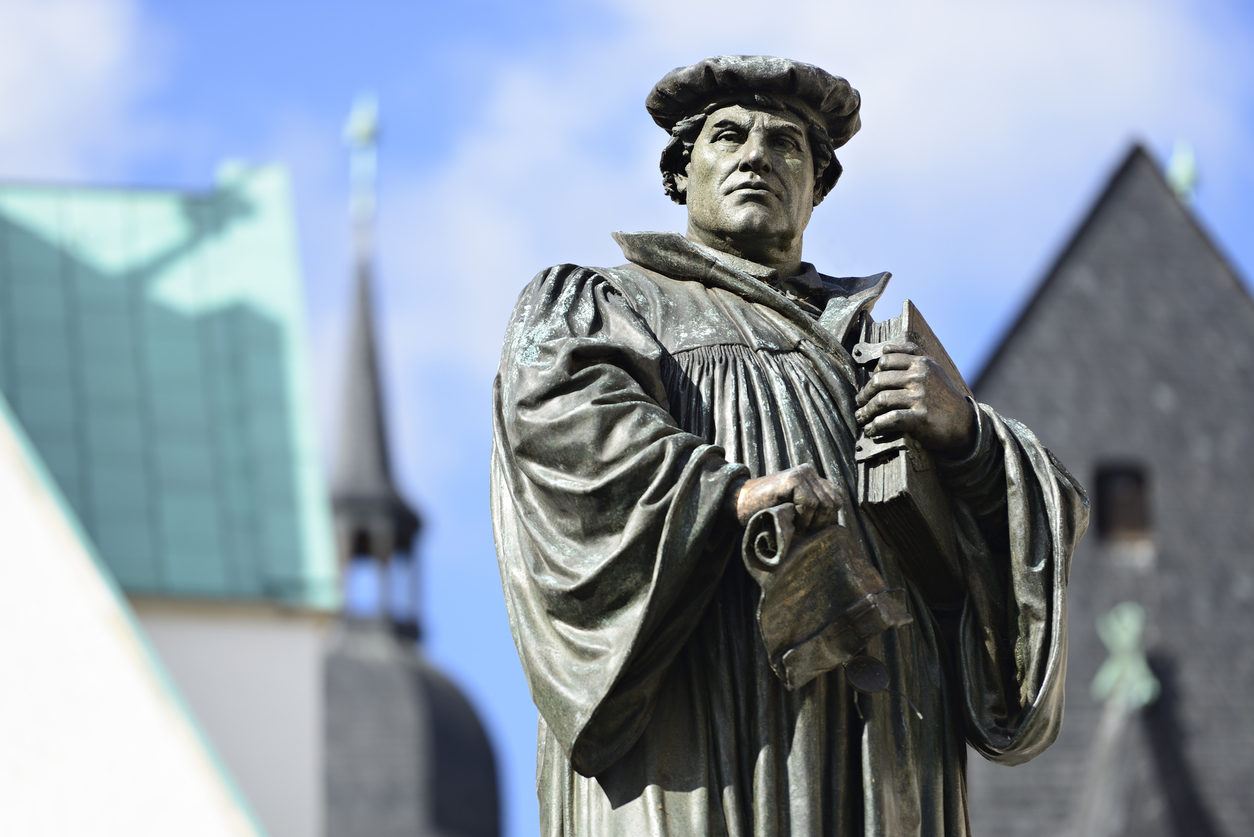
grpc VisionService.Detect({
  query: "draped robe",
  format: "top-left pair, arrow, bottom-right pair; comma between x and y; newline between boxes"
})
490,231 -> 1088,835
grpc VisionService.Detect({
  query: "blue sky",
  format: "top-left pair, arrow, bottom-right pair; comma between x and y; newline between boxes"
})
4,1 -> 1253,835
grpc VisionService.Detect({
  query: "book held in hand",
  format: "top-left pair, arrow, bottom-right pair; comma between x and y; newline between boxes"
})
852,300 -> 971,602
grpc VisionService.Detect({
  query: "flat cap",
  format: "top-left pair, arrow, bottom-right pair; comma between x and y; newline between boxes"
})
646,55 -> 861,149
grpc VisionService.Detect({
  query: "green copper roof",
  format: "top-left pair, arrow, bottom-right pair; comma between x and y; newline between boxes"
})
0,164 -> 336,610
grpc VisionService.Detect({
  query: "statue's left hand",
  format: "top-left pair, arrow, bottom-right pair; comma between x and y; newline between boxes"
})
854,341 -> 976,454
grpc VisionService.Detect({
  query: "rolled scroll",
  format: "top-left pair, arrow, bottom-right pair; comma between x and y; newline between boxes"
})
742,505 -> 912,690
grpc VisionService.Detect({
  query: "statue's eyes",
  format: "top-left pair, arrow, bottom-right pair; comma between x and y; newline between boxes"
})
772,135 -> 802,152
712,129 -> 743,143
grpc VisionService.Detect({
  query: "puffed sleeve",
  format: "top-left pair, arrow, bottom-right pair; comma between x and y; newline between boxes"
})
490,264 -> 749,776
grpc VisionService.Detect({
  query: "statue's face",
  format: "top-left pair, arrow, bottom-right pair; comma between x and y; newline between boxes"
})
679,103 -> 816,255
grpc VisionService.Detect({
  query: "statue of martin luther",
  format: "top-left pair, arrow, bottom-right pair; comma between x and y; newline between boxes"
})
491,55 -> 1088,836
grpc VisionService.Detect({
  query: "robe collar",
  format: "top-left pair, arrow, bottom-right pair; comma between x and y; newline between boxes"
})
611,230 -> 891,346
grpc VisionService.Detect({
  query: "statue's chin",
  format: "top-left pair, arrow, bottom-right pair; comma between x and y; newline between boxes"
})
697,217 -> 792,252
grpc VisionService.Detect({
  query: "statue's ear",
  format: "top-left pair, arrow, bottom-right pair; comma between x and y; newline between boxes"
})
674,170 -> 688,201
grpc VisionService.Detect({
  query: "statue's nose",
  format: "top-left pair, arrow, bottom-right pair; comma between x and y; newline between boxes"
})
739,134 -> 771,173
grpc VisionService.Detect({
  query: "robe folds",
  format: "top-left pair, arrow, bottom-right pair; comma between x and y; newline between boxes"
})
490,231 -> 1088,836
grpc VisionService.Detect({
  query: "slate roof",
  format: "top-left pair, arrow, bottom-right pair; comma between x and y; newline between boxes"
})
967,145 -> 1254,836
324,621 -> 500,837
0,166 -> 336,609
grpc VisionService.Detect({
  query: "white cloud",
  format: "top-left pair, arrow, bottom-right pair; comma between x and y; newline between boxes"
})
0,0 -> 166,180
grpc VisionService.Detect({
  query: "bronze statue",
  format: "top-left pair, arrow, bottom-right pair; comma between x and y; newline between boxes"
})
491,55 -> 1088,835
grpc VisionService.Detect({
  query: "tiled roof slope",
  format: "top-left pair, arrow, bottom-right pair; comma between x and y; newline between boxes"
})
0,165 -> 336,609
968,145 -> 1254,835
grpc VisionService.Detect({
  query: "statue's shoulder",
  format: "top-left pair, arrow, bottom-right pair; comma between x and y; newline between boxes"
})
506,262 -> 672,343
597,260 -> 673,295
513,261 -> 663,310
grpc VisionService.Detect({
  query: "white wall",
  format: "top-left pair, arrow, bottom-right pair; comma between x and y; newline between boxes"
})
0,405 -> 262,837
133,599 -> 331,837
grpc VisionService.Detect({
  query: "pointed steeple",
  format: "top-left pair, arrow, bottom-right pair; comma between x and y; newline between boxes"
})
330,263 -> 420,558
330,94 -> 421,630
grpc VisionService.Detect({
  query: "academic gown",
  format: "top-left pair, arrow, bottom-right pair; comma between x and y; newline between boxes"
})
490,231 -> 1089,836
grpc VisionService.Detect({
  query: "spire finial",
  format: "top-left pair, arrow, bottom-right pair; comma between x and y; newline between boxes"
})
344,92 -> 380,262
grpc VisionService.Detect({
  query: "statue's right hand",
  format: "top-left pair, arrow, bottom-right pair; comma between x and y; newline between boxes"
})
734,464 -> 844,530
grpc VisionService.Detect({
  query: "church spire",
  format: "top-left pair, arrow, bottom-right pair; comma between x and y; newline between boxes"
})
330,93 -> 421,635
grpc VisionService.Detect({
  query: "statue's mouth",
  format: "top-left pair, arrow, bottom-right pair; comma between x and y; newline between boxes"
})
729,181 -> 777,199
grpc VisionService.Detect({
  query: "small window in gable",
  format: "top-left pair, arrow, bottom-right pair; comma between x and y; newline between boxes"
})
1095,463 -> 1151,542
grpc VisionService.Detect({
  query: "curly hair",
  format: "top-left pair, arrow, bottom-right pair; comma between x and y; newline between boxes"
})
659,93 -> 842,206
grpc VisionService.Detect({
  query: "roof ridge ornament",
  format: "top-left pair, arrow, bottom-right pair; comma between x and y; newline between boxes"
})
1165,138 -> 1199,204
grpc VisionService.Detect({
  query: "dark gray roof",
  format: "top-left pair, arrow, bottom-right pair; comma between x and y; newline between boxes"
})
330,262 -> 420,562
325,621 -> 500,837
967,144 -> 1254,835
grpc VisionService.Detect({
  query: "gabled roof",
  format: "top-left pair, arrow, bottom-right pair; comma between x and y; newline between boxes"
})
966,142 -> 1254,836
0,165 -> 337,609
972,144 -> 1254,392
